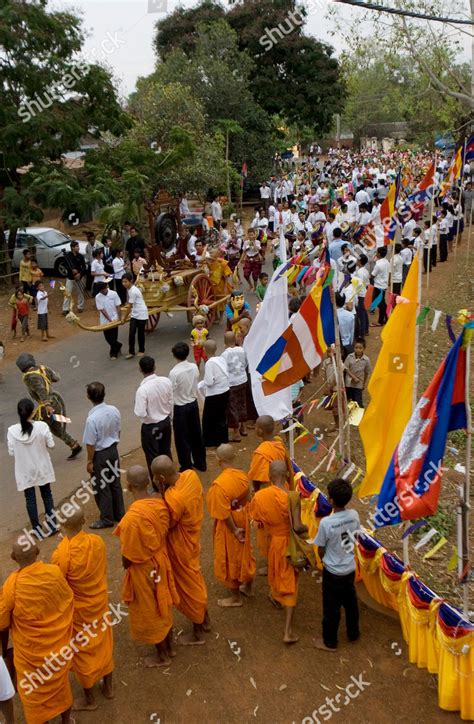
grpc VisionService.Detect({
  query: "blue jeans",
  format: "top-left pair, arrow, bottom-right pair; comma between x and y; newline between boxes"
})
24,484 -> 56,534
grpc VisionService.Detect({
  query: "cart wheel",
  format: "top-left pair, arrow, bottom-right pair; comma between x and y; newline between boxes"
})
187,274 -> 216,327
146,313 -> 161,333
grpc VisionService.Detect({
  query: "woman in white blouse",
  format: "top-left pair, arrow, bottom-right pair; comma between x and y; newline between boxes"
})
7,398 -> 57,536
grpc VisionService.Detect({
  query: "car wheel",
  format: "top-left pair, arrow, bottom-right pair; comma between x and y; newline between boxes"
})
55,259 -> 68,278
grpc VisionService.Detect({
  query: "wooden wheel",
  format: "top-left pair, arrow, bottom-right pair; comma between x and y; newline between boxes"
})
146,313 -> 161,333
187,273 -> 216,326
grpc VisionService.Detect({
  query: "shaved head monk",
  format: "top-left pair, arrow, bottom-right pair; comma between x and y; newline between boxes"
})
114,465 -> 179,667
0,538 -> 74,723
249,460 -> 306,644
248,416 -> 294,573
207,445 -> 256,607
151,456 -> 209,645
51,508 -> 114,711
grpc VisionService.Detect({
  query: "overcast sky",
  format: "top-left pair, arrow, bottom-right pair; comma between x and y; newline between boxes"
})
50,0 -> 471,98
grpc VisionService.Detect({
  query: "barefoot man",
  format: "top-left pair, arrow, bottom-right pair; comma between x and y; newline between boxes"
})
207,444 -> 256,607
51,508 -> 114,711
248,415 -> 294,573
152,456 -> 209,645
249,460 -> 306,644
0,538 -> 74,723
114,465 -> 179,667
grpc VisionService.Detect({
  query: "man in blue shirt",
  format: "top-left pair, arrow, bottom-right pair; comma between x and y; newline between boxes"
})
328,228 -> 353,263
83,381 -> 124,529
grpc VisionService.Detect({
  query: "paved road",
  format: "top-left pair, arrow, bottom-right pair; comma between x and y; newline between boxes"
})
0,312 -> 206,536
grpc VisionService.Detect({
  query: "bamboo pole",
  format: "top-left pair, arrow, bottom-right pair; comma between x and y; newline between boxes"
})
329,284 -> 346,461
426,152 -> 437,294
454,140 -> 466,258
461,338 -> 471,616
467,201 -> 473,263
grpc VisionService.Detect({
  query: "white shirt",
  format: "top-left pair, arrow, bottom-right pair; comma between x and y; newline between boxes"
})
353,266 -> 370,296
91,259 -> 105,282
180,197 -> 190,216
324,221 -> 338,243
7,421 -> 55,491
203,356 -> 229,396
187,234 -> 197,257
260,185 -> 271,199
357,211 -> 372,226
95,289 -> 121,325
243,239 -> 261,258
211,200 -> 222,221
346,200 -> 359,220
372,258 -> 390,290
221,346 -> 247,387
134,374 -> 173,424
36,290 -> 48,315
112,257 -> 126,279
402,219 -> 416,239
127,285 -> 149,320
400,247 -> 413,266
169,360 -> 199,406
391,253 -> 403,283
308,211 -> 326,225
355,189 -> 370,206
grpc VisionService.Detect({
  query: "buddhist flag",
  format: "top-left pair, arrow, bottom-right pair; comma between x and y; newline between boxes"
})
380,170 -> 401,245
441,145 -> 463,195
257,265 -> 335,394
358,254 -> 419,497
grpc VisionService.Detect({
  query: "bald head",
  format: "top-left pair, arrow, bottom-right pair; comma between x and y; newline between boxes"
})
127,465 -> 150,491
216,443 -> 235,465
269,459 -> 288,486
223,331 -> 235,348
256,415 -> 275,436
151,455 -> 178,489
61,507 -> 85,535
204,339 -> 217,357
12,536 -> 39,566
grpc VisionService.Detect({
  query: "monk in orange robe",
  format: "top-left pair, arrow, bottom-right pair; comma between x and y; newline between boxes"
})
151,456 -> 209,645
51,508 -> 114,711
249,460 -> 307,644
206,444 -> 256,607
0,539 -> 74,724
114,465 -> 179,667
248,415 -> 294,570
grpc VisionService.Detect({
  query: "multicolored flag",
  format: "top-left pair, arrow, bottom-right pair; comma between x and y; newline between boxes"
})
465,133 -> 474,163
257,265 -> 335,394
380,170 -> 401,245
375,331 -> 467,527
441,144 -> 464,195
405,160 -> 436,207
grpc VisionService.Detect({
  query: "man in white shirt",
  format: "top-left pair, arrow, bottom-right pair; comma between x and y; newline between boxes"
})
372,247 -> 390,326
355,187 -> 370,207
273,202 -> 290,233
211,196 -> 222,229
134,355 -> 173,480
169,341 -> 206,473
201,339 -> 230,449
91,248 -> 106,297
179,193 -> 190,217
221,331 -> 248,442
259,181 -> 271,212
402,215 -> 417,241
186,227 -> 198,259
122,272 -> 149,358
346,193 -> 359,221
324,213 -> 339,243
95,282 -> 123,359
294,211 -> 312,236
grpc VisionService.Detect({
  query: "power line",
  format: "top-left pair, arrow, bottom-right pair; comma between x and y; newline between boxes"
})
332,0 -> 474,26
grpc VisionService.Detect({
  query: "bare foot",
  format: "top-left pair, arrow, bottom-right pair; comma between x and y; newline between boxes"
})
178,632 -> 206,646
258,566 -> 268,576
312,637 -> 337,652
72,698 -> 98,712
144,655 -> 171,668
100,680 -> 114,700
283,633 -> 299,644
239,584 -> 254,598
218,597 -> 243,608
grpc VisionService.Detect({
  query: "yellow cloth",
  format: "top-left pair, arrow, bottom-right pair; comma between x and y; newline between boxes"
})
358,255 -> 419,496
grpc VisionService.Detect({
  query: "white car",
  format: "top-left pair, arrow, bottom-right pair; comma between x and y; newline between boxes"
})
9,227 -> 100,277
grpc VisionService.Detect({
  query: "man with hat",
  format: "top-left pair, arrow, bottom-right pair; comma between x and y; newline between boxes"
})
16,353 -> 82,459
95,281 -> 123,359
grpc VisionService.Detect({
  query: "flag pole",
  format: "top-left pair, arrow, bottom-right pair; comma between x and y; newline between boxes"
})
467,198 -> 473,264
329,285 -> 346,461
461,336 -> 471,616
426,152 -> 437,294
454,140 -> 466,258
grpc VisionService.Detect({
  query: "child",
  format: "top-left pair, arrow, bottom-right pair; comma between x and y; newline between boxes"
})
313,478 -> 360,651
15,289 -> 31,342
241,228 -> 262,292
19,249 -> 32,293
255,272 -> 269,302
190,314 -> 209,368
35,280 -> 52,341
343,337 -> 371,408
438,210 -> 449,262
30,259 -> 44,302
132,249 -> 147,279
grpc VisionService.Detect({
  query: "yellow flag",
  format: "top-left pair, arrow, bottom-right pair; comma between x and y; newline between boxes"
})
358,255 -> 419,497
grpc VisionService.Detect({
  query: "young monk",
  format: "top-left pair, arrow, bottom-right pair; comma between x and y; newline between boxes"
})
249,460 -> 307,644
51,507 -> 114,711
0,538 -> 74,724
114,465 -> 179,667
206,444 -> 256,607
151,456 -> 209,645
248,415 -> 294,573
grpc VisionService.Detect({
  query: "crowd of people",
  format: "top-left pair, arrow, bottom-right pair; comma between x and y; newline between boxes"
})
1,146 -> 471,723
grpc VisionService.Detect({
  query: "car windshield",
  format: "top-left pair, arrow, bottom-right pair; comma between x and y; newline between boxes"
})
36,230 -> 71,247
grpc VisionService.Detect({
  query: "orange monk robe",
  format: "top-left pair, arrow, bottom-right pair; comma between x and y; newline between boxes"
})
248,486 -> 298,607
0,561 -> 74,724
206,468 -> 256,589
51,531 -> 114,689
165,470 -> 208,624
114,498 -> 179,644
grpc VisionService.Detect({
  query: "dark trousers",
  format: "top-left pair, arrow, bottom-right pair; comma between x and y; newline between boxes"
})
356,296 -> 369,337
103,327 -> 122,358
423,248 -> 431,273
141,418 -> 172,477
392,282 -> 402,296
115,278 -> 127,304
92,443 -> 125,525
203,391 -> 229,447
402,264 -> 410,286
439,234 -> 448,262
24,484 -> 55,533
374,287 -> 387,325
129,318 -> 146,355
322,568 -> 359,648
346,386 -> 363,408
173,402 -> 206,472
